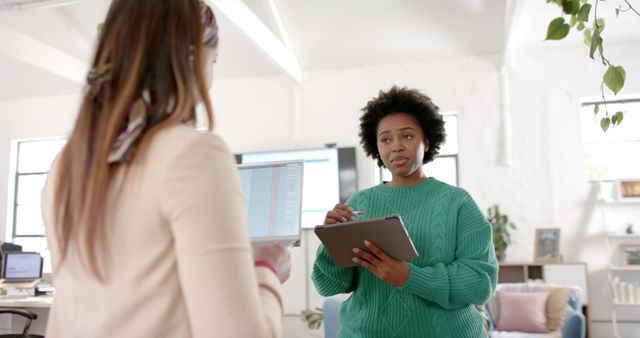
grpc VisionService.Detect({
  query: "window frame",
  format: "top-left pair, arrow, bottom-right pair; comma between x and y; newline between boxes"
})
580,96 -> 640,182
375,113 -> 460,186
12,171 -> 48,239
7,138 -> 65,244
377,154 -> 459,186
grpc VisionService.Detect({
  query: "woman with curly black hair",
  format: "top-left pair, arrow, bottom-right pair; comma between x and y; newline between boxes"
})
312,86 -> 498,337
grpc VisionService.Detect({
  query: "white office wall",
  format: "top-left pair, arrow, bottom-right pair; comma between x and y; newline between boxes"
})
509,42 -> 640,338
0,94 -> 79,233
211,44 -> 640,336
213,56 -> 506,337
212,55 -> 528,336
1,41 -> 640,337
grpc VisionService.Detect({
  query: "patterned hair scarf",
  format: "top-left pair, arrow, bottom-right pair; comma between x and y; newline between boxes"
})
201,0 -> 218,46
86,0 -> 218,164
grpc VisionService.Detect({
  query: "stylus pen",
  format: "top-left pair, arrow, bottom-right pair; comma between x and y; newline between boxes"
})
352,210 -> 364,215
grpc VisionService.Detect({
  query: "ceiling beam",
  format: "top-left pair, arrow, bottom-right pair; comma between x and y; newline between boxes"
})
58,6 -> 93,47
0,0 -> 82,11
502,0 -> 523,62
0,24 -> 88,84
265,0 -> 295,56
207,0 -> 302,82
498,0 -> 522,167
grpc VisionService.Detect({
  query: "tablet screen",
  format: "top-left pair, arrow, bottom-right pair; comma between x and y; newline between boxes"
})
238,160 -> 304,241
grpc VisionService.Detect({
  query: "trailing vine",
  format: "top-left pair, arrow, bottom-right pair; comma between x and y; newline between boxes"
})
545,0 -> 638,132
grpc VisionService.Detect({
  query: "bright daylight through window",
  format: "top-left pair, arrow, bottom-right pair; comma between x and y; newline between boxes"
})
379,114 -> 459,186
9,139 -> 66,273
581,99 -> 640,181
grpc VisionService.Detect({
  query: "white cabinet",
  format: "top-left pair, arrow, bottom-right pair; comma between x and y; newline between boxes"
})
605,233 -> 640,338
543,263 -> 589,305
598,183 -> 640,338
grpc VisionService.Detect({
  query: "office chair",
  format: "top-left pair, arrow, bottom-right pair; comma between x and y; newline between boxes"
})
0,308 -> 44,338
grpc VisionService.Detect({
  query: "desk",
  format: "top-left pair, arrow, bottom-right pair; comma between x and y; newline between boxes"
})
0,296 -> 53,309
0,296 -> 51,335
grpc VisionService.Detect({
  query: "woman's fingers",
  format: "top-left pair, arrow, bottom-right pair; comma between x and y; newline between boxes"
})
364,240 -> 389,261
353,247 -> 379,264
352,242 -> 410,287
352,256 -> 373,270
324,203 -> 355,224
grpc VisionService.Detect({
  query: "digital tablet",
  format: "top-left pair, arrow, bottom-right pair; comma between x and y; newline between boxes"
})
238,160 -> 304,247
314,215 -> 419,268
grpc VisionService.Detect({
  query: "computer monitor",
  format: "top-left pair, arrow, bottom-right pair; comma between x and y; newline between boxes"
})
241,147 -> 357,229
1,252 -> 43,282
238,160 -> 304,246
0,242 -> 22,254
0,242 -> 23,275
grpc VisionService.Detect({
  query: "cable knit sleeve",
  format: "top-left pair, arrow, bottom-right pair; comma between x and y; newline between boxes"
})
311,195 -> 358,296
162,132 -> 284,338
400,191 -> 498,309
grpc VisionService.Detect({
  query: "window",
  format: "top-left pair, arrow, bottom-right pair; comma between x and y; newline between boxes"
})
377,114 -> 459,186
8,139 -> 66,273
581,99 -> 640,181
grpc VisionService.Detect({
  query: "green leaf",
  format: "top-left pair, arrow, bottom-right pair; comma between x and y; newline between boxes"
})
583,28 -> 592,46
577,21 -> 585,31
594,104 -> 600,115
96,22 -> 104,32
604,65 -> 626,94
546,17 -> 570,40
612,111 -> 624,125
570,15 -> 578,27
595,18 -> 605,34
562,0 -> 580,14
600,117 -> 611,132
589,30 -> 602,59
578,3 -> 591,22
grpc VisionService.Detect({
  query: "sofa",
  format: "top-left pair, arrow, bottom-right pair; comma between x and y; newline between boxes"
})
322,283 -> 585,338
323,296 -> 342,338
485,283 -> 585,338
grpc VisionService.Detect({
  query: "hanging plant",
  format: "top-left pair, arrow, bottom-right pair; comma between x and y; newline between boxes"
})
545,0 -> 638,132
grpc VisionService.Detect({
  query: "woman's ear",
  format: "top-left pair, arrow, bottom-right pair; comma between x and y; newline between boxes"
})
424,139 -> 430,152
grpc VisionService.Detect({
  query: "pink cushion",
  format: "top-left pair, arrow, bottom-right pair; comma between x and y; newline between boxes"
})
495,291 -> 549,333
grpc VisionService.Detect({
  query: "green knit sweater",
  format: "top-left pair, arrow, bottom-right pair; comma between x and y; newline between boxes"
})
312,178 -> 498,338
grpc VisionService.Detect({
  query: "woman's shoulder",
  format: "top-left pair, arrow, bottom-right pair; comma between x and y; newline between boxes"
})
154,124 -> 225,145
150,125 -> 231,160
349,184 -> 380,200
430,178 -> 467,196
437,182 -> 486,216
426,179 -> 478,209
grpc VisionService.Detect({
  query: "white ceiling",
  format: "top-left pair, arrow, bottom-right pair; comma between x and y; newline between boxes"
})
0,0 -> 638,100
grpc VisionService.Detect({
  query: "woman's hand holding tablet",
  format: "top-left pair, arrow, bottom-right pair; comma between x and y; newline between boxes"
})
314,215 -> 418,268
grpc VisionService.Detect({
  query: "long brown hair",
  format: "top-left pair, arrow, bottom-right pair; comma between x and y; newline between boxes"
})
53,0 -> 217,281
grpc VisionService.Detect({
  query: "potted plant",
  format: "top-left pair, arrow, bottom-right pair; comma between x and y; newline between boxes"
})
486,205 -> 516,262
301,308 -> 323,329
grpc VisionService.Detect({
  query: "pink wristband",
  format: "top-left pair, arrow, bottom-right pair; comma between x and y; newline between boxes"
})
254,260 -> 277,275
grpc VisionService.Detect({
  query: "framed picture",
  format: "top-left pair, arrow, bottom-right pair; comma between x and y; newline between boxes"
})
534,228 -> 561,262
617,179 -> 640,200
620,244 -> 640,266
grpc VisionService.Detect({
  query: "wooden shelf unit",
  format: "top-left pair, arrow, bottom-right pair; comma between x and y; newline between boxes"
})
498,263 -> 543,283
